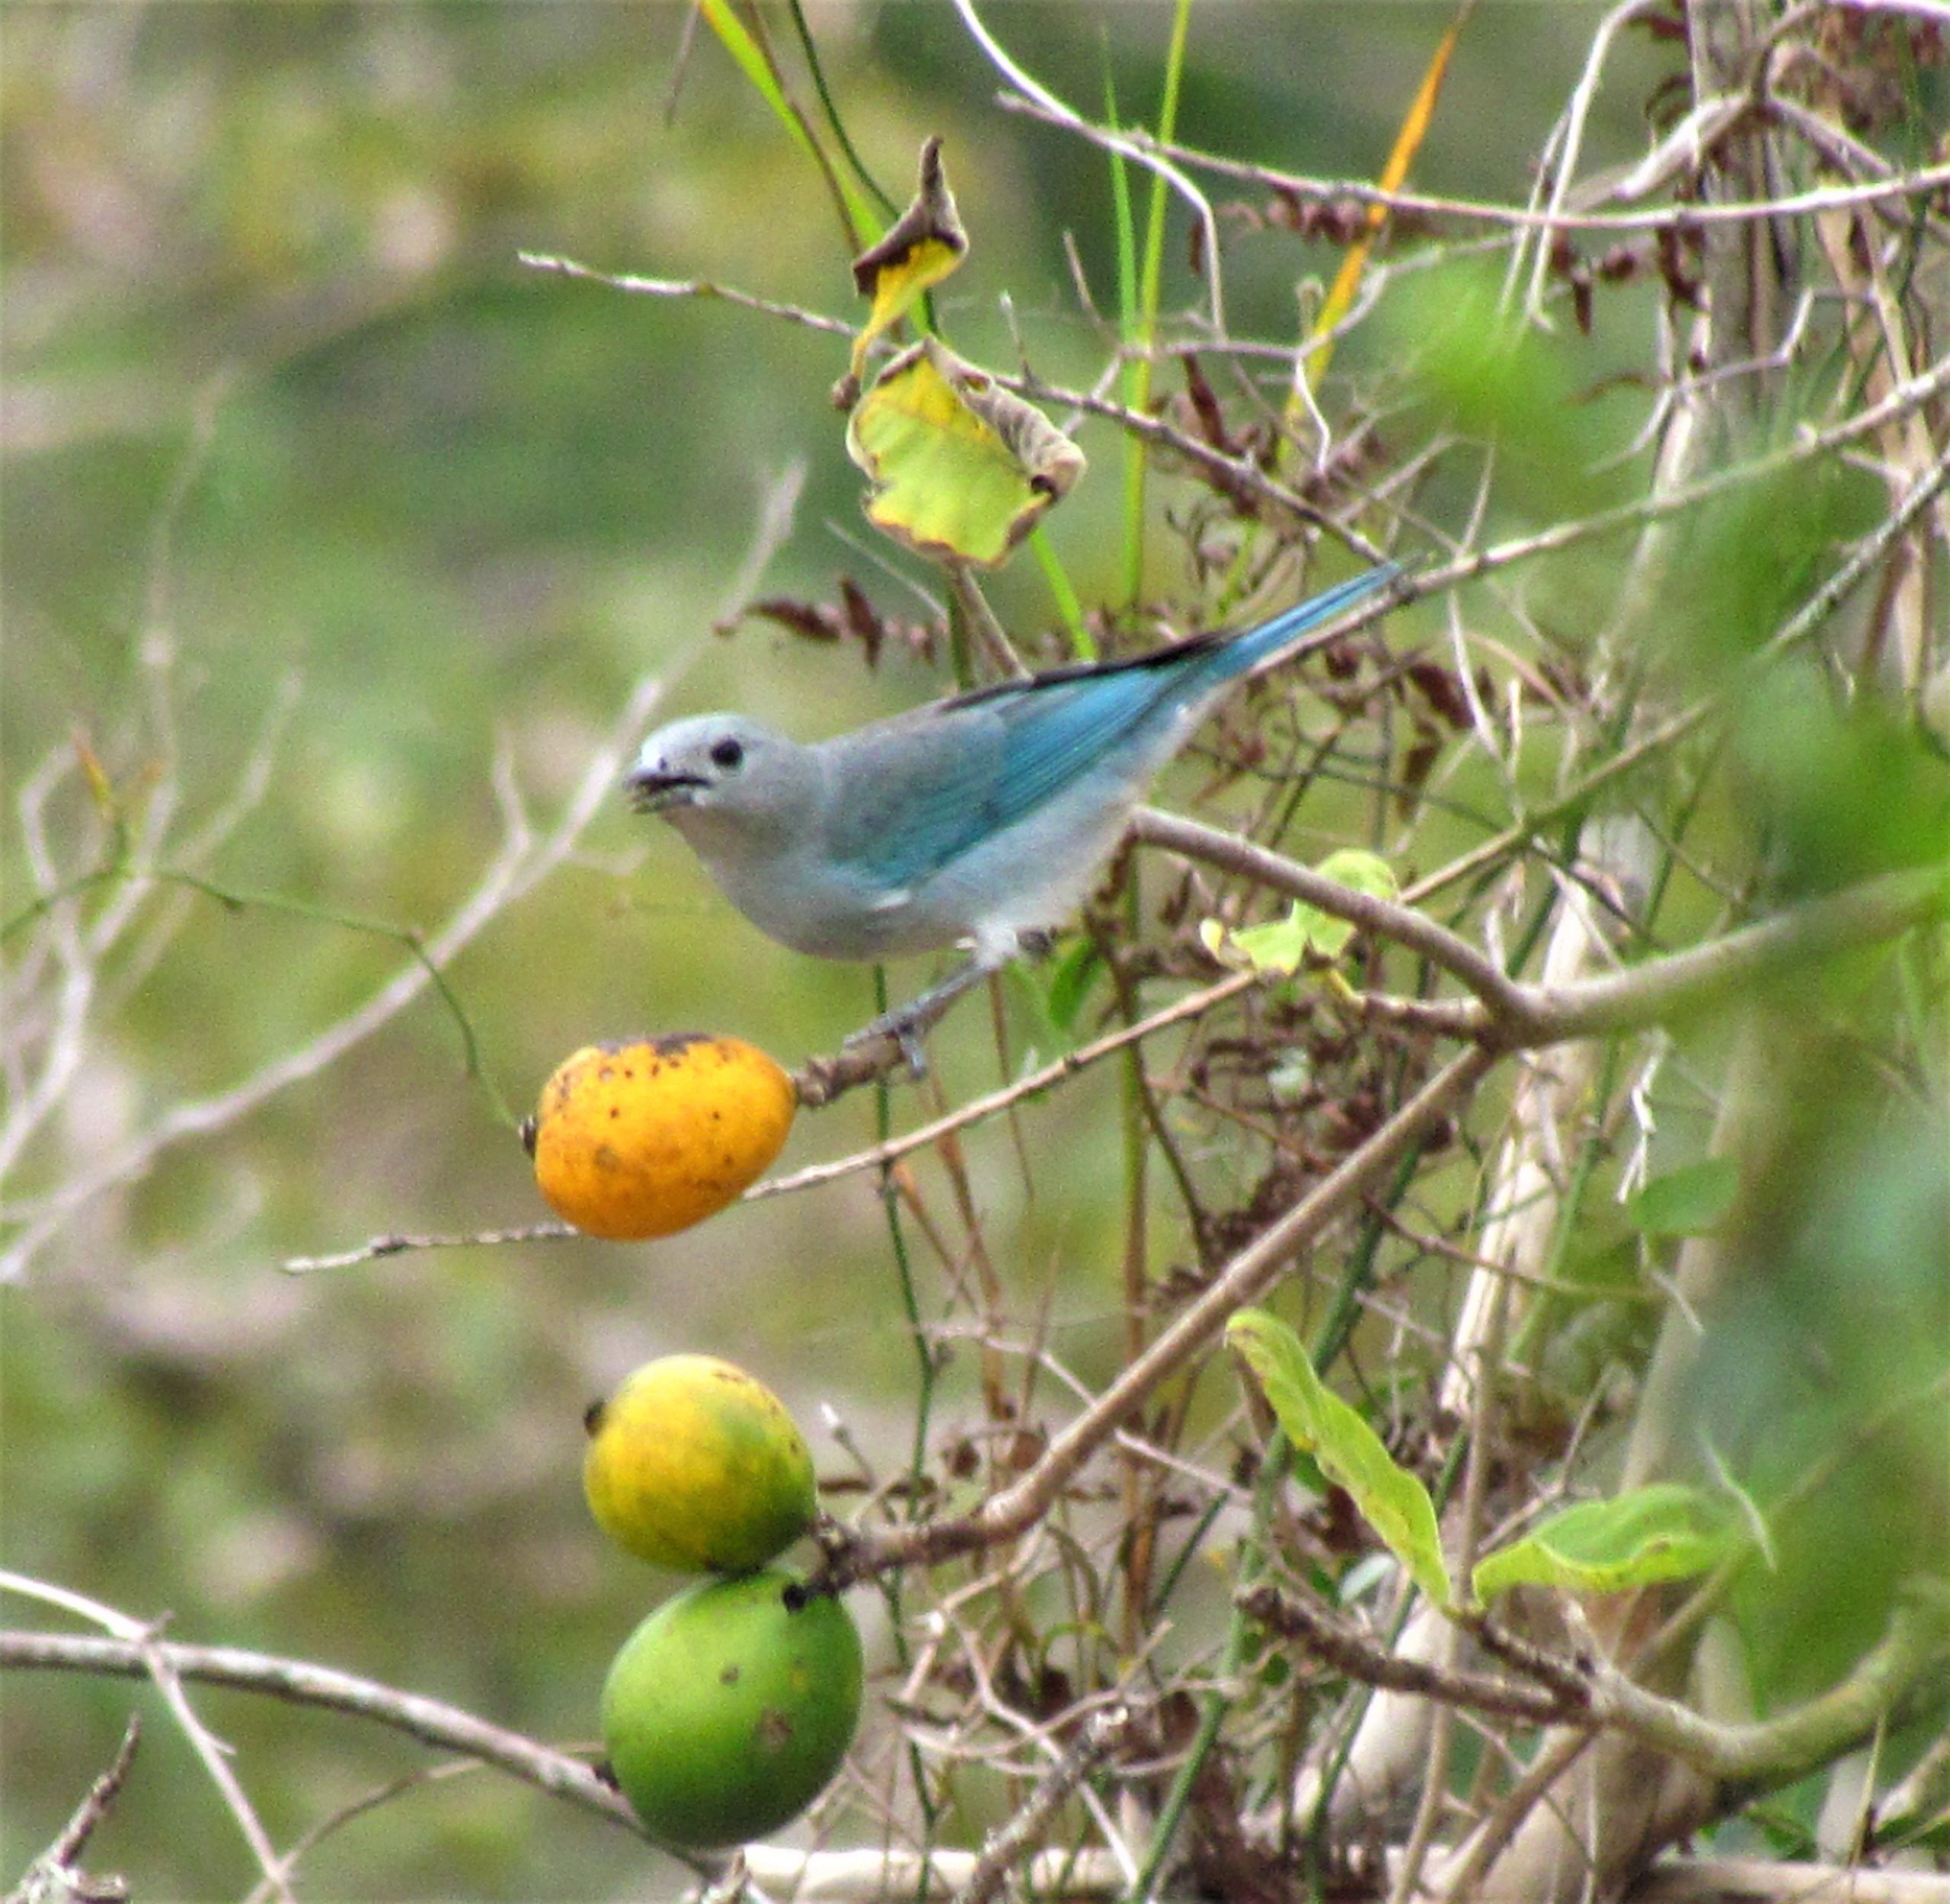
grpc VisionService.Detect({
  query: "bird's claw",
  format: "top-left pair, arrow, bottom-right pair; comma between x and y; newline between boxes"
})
840,1010 -> 932,1080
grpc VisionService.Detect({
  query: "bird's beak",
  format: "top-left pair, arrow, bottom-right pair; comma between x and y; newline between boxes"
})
625,767 -> 708,815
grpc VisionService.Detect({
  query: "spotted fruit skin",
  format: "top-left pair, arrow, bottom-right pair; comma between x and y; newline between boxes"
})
529,1034 -> 794,1240
583,1354 -> 816,1573
601,1570 -> 863,1850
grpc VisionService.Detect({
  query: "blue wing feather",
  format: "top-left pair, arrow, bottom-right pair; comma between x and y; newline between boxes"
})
832,565 -> 1398,889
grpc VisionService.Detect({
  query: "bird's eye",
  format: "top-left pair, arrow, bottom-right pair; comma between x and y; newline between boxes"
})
710,737 -> 745,771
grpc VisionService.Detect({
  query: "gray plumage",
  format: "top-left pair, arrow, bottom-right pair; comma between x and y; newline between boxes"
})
628,566 -> 1398,1007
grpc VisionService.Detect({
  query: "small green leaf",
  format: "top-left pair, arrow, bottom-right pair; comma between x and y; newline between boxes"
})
846,339 -> 1085,569
1315,849 -> 1399,901
1041,938 -> 1104,1033
1301,850 -> 1399,957
1200,910 -> 1307,976
1625,1158 -> 1740,1237
1200,850 -> 1399,973
1227,1309 -> 1453,1611
1267,1050 -> 1312,1104
1471,1483 -> 1731,1602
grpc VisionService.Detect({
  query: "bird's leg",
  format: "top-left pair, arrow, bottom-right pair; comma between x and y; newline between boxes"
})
843,931 -> 1060,1077
843,958 -> 994,1077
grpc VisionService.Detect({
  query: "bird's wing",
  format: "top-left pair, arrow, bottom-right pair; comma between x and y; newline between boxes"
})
824,568 -> 1402,891
826,657 -> 1207,890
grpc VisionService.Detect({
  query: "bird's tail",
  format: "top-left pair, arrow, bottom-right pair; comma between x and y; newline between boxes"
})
1217,561 -> 1404,680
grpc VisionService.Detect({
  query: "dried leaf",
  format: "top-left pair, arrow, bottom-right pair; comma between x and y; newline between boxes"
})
846,338 -> 1085,568
745,581 -> 932,670
1298,2 -> 1469,397
1396,729 -> 1442,816
838,576 -> 886,667
746,596 -> 843,644
841,136 -> 967,402
1404,658 -> 1474,728
1179,352 -> 1236,454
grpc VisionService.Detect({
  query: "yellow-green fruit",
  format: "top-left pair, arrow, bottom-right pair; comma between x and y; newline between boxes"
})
583,1355 -> 816,1574
526,1034 -> 795,1240
601,1570 -> 863,1850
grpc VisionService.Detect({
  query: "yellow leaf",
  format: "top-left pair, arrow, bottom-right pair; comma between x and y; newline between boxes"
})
842,136 -> 967,403
846,339 -> 1085,569
72,728 -> 116,821
1298,2 -> 1470,400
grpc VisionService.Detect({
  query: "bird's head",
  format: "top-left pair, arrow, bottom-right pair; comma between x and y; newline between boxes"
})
625,715 -> 810,847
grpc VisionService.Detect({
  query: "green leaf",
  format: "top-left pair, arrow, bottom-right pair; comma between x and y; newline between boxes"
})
1199,911 -> 1306,977
846,339 -> 1085,570
1227,1309 -> 1453,1611
1625,1158 -> 1740,1237
1200,850 -> 1399,973
1471,1483 -> 1731,1602
1304,850 -> 1399,955
1041,938 -> 1104,1034
694,0 -> 877,245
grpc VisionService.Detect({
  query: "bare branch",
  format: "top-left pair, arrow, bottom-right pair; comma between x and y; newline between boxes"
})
0,1629 -> 641,1838
3,1717 -> 141,1904
1242,1586 -> 1578,1728
517,251 -> 854,338
805,1045 -> 1494,1584
1,671 -> 671,1282
1072,114 -> 1950,237
950,1706 -> 1132,1904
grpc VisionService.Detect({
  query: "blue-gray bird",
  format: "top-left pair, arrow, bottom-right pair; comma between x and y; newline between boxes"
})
628,565 -> 1399,1051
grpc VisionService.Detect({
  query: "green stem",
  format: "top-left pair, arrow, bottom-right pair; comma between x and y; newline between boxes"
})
866,962 -> 938,1837
1031,523 -> 1092,659
1119,0 -> 1195,614
872,965 -> 935,1499
782,0 -> 900,218
8,859 -> 512,1127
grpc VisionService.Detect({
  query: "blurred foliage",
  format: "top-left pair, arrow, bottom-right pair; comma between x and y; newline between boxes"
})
4,4 -> 1945,1900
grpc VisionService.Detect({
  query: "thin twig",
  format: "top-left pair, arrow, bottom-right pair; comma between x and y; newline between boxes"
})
1,671 -> 670,1282
950,1706 -> 1131,1904
1240,1586 -> 1574,1728
806,1045 -> 1494,1584
1035,108 -> 1950,235
518,250 -> 855,338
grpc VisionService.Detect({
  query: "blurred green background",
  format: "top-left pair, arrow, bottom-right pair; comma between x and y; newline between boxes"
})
3,5 -> 1694,1896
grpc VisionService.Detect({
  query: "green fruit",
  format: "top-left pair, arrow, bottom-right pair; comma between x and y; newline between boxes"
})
583,1354 -> 815,1573
601,1571 -> 863,1849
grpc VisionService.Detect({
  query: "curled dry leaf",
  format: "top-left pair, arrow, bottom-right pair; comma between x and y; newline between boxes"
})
846,338 -> 1085,568
837,134 -> 967,407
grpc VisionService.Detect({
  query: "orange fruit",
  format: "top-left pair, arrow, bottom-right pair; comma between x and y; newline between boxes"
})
525,1035 -> 794,1240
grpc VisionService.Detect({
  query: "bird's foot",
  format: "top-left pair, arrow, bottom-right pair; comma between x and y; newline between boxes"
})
842,958 -> 992,1079
841,1003 -> 938,1081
